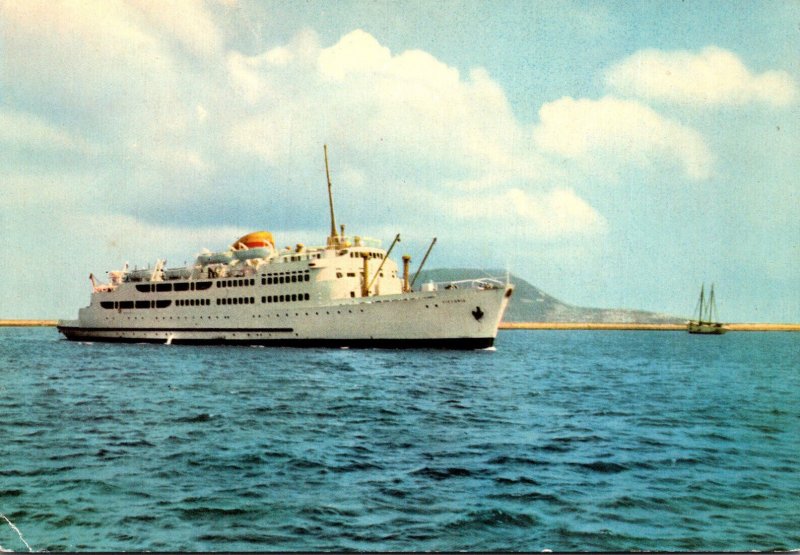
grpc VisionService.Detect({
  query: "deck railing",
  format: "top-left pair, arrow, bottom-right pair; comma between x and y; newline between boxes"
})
418,277 -> 507,292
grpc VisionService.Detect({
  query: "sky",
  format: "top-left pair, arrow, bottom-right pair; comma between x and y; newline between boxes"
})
1,0 -> 798,322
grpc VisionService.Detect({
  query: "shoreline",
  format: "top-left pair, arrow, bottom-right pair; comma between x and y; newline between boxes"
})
499,322 -> 800,332
1,320 -> 798,332
1,320 -> 59,327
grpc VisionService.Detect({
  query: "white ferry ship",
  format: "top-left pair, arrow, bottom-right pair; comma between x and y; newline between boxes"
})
57,148 -> 513,349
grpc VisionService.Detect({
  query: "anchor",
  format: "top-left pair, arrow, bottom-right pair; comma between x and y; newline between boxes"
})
472,306 -> 484,321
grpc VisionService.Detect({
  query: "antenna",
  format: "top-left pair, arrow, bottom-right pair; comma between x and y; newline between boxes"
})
324,145 -> 338,246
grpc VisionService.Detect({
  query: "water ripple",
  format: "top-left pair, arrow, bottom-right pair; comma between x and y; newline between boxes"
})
0,328 -> 798,551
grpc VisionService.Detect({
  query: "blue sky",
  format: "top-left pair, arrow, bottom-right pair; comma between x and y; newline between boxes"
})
1,0 -> 798,322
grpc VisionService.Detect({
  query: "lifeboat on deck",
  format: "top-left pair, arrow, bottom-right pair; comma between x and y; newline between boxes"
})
197,251 -> 234,265
233,231 -> 274,249
232,231 -> 275,260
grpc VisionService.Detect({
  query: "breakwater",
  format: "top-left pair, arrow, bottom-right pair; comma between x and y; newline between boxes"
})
499,322 -> 800,331
0,320 -> 58,327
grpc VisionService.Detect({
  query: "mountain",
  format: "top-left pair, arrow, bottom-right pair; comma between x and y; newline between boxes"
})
416,268 -> 685,324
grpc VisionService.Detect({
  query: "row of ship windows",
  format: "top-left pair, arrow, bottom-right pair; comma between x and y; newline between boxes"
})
263,293 -> 311,303
177,299 -> 210,307
134,272 -> 312,293
99,293 -> 313,310
336,272 -> 385,278
136,281 -> 213,293
346,251 -> 384,259
218,278 -> 256,288
285,254 -> 322,261
100,300 -> 171,309
219,297 -> 256,305
263,273 -> 310,285
219,294 -> 311,305
265,270 -> 311,277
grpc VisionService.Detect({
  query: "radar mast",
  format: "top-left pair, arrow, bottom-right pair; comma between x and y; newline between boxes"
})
324,145 -> 339,248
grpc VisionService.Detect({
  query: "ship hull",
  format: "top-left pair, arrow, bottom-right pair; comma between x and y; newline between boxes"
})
57,285 -> 512,350
55,327 -> 495,349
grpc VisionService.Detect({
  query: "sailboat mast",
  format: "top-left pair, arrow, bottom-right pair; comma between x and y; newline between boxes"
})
698,284 -> 706,323
708,284 -> 717,323
324,145 -> 338,247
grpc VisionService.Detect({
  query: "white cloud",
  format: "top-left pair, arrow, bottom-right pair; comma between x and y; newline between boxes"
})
0,0 -> 177,104
78,213 -> 250,267
450,188 -> 607,239
605,46 -> 798,107
0,0 -> 218,164
127,0 -> 224,58
0,109 -> 92,152
225,29 -> 548,185
1,171 -> 92,210
318,29 -> 392,80
226,30 -> 321,105
533,95 -> 713,180
1,11 -> 611,253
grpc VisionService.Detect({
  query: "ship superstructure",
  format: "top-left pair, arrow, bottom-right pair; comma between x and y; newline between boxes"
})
57,148 -> 513,349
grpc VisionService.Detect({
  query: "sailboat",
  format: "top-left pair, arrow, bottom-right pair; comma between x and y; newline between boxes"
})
687,283 -> 728,335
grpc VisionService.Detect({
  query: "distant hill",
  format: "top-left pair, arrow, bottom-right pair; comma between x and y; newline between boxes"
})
417,268 -> 685,324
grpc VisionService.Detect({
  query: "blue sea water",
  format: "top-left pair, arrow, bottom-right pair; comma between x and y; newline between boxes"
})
0,327 -> 798,552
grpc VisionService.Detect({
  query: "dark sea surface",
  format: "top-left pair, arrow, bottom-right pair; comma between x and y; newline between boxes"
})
0,327 -> 798,552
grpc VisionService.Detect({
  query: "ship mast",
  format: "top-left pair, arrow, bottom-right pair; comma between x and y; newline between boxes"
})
324,145 -> 339,248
